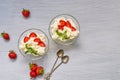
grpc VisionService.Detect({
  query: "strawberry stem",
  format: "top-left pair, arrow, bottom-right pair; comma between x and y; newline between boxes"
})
9,50 -> 14,52
1,33 -> 3,37
29,62 -> 33,70
1,32 -> 4,37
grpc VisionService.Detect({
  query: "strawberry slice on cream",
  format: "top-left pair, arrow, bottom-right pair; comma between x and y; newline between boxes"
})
19,32 -> 46,56
50,16 -> 79,42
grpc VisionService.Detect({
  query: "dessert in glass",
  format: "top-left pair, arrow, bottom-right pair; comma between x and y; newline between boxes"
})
18,28 -> 49,60
49,14 -> 80,45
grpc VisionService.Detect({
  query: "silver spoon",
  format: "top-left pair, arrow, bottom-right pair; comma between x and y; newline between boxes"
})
61,55 -> 69,64
50,55 -> 69,75
50,49 -> 64,73
44,49 -> 64,80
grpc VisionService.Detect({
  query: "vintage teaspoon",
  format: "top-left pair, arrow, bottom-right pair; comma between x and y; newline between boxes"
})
50,55 -> 69,75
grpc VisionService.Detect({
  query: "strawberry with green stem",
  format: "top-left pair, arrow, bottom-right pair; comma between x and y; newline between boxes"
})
8,50 -> 17,59
29,62 -> 38,71
1,32 -> 10,41
22,8 -> 30,18
29,63 -> 44,79
36,66 -> 44,75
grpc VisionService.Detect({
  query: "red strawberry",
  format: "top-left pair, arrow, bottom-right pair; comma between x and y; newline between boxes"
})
8,50 -> 17,59
29,63 -> 38,71
36,66 -> 44,75
37,42 -> 46,47
23,36 -> 30,43
1,32 -> 10,41
29,32 -> 37,38
71,26 -> 76,31
34,38 -> 41,43
58,25 -> 64,30
22,8 -> 30,18
66,20 -> 72,28
59,20 -> 66,26
30,71 -> 37,78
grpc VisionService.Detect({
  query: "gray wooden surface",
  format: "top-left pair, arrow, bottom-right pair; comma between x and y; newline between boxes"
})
0,0 -> 120,80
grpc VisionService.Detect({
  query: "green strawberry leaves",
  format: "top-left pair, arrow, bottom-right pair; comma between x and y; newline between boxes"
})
40,69 -> 44,75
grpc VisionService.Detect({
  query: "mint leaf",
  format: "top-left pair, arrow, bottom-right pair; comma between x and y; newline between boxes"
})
25,44 -> 38,55
62,31 -> 68,40
25,44 -> 29,49
56,30 -> 68,40
56,30 -> 62,36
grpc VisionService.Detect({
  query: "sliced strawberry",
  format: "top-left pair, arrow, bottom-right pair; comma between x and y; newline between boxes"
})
71,26 -> 76,31
66,20 -> 72,28
29,32 -> 37,38
24,36 -> 30,43
58,25 -> 64,30
34,38 -> 41,43
37,42 -> 46,47
59,20 -> 66,26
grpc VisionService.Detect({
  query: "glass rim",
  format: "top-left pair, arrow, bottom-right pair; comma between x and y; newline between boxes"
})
49,14 -> 80,46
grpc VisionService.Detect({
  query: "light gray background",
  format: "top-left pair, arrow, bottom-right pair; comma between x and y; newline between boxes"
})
0,0 -> 120,80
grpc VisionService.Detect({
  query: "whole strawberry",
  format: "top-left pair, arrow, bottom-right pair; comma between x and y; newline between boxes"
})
29,63 -> 38,71
29,63 -> 44,79
8,50 -> 17,59
1,32 -> 10,41
30,71 -> 37,78
22,8 -> 30,18
36,66 -> 44,75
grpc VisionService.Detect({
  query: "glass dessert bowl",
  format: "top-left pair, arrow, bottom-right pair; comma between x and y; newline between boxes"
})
49,14 -> 80,45
18,28 -> 49,60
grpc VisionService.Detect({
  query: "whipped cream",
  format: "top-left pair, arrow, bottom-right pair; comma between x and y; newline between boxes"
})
19,32 -> 46,56
50,17 -> 79,42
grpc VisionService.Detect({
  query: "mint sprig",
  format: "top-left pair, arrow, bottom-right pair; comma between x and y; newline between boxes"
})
56,30 -> 68,40
25,44 -> 38,55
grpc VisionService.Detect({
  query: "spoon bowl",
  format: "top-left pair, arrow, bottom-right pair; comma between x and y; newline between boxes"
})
62,55 -> 69,64
57,49 -> 64,58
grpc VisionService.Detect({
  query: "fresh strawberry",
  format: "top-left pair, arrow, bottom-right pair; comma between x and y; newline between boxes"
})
8,50 -> 17,59
66,20 -> 72,28
1,32 -> 10,41
58,25 -> 64,30
71,26 -> 76,31
29,32 -> 37,38
30,71 -> 37,78
36,66 -> 44,75
29,63 -> 38,71
22,8 -> 30,18
59,20 -> 66,26
37,42 -> 46,47
34,38 -> 41,43
23,36 -> 30,43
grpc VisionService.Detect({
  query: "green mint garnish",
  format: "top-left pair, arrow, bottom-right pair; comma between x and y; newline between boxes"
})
56,30 -> 68,40
56,30 -> 62,36
25,44 -> 38,55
